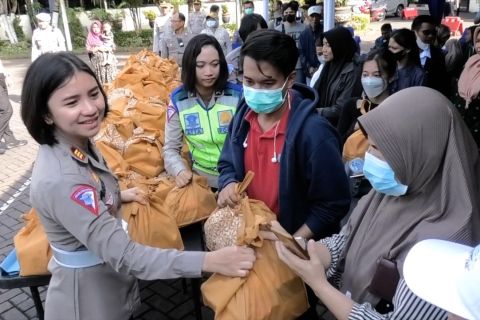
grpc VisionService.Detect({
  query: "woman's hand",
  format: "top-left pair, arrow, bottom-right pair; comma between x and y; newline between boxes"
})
175,170 -> 193,188
217,182 -> 239,208
121,187 -> 147,204
275,239 -> 329,291
203,245 -> 256,277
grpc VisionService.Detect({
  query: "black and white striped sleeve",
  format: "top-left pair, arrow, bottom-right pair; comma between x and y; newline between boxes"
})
348,278 -> 448,320
318,231 -> 348,281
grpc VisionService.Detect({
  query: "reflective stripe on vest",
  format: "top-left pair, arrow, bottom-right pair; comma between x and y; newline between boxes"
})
177,95 -> 238,175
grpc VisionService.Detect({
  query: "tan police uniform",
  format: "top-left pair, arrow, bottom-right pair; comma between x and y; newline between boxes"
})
188,11 -> 206,36
30,134 -> 205,320
160,29 -> 192,66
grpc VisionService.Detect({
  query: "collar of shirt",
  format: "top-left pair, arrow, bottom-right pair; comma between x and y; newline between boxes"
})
245,106 -> 290,138
419,47 -> 431,66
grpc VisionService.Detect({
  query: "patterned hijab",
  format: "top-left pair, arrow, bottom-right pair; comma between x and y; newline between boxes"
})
339,87 -> 480,304
86,20 -> 104,48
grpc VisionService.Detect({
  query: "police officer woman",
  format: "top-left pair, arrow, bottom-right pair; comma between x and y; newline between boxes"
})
20,52 -> 255,320
164,34 -> 242,189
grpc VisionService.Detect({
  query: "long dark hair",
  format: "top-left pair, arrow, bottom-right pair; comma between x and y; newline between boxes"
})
390,28 -> 421,67
181,34 -> 228,93
21,52 -> 108,146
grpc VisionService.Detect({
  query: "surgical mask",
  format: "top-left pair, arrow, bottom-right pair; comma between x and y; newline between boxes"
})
361,76 -> 387,98
206,20 -> 218,28
243,79 -> 288,114
416,37 -> 429,51
363,152 -> 408,196
317,55 -> 325,64
244,7 -> 254,14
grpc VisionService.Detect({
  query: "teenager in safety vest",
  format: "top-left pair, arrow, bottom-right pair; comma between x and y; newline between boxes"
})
164,34 -> 242,189
21,52 -> 255,320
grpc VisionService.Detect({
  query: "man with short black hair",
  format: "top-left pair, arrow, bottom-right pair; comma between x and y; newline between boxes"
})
299,5 -> 323,85
161,12 -> 191,65
411,15 -> 448,97
372,23 -> 392,51
188,0 -> 206,36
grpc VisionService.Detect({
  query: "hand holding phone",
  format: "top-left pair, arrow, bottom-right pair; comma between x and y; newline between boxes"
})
266,222 -> 309,260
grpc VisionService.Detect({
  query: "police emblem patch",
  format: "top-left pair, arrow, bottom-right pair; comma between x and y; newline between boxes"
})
183,112 -> 204,135
71,185 -> 99,216
167,105 -> 177,122
217,110 -> 233,134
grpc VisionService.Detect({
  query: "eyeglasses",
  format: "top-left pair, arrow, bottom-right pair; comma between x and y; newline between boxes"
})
421,29 -> 437,36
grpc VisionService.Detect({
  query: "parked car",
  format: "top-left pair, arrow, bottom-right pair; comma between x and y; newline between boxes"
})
350,0 -> 387,21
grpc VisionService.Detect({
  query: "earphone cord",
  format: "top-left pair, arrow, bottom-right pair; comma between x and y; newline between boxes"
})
272,92 -> 291,162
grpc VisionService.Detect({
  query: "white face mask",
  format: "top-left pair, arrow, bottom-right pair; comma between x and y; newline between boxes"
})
317,55 -> 325,64
416,37 -> 429,51
361,76 -> 387,99
206,20 -> 218,28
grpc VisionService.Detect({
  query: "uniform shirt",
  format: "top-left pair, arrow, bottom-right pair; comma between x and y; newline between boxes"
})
31,26 -> 66,62
201,27 -> 231,56
160,28 -> 192,65
188,11 -> 206,36
244,106 -> 290,215
153,14 -> 172,53
30,134 -> 205,320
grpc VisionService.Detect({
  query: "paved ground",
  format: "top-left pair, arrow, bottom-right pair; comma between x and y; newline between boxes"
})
0,12 -> 476,320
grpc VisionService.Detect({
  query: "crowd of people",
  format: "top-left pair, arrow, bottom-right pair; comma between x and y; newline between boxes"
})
1,1 -> 479,320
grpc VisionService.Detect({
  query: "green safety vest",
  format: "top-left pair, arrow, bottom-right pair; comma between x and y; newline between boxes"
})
171,84 -> 242,175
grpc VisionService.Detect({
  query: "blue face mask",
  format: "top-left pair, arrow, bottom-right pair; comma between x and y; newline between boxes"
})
243,79 -> 288,114
244,7 -> 254,14
363,151 -> 408,196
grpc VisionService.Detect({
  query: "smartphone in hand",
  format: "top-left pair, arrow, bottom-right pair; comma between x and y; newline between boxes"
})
266,222 -> 310,260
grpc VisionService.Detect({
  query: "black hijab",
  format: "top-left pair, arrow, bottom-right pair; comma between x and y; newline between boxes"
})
315,26 -> 356,108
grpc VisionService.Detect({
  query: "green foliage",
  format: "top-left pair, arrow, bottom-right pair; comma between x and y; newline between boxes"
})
350,13 -> 370,31
143,9 -> 157,20
114,29 -> 153,48
221,4 -> 229,13
13,16 -> 25,42
89,8 -> 113,22
335,0 -> 349,7
223,23 -> 237,36
61,8 -> 87,49
0,40 -> 30,58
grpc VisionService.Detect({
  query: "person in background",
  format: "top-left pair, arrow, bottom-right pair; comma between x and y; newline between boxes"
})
436,24 -> 451,50
31,12 -> 66,62
275,1 -> 306,83
21,51 -> 255,320
209,4 -> 220,19
164,35 -> 242,189
428,0 -> 446,25
456,26 -> 480,151
231,0 -> 256,49
299,5 -> 323,86
276,86 -> 480,320
218,30 -> 351,319
0,59 -> 27,155
161,12 -> 192,66
314,26 -> 359,126
412,15 -> 449,97
100,22 -> 116,66
444,38 -> 464,102
86,20 -> 118,84
460,25 -> 477,63
188,0 -> 206,37
309,36 -> 324,87
226,13 -> 268,84
388,28 -> 426,94
153,1 -> 172,56
201,15 -> 231,56
371,23 -> 392,51
268,0 -> 283,29
404,239 -> 480,320
337,49 -> 396,143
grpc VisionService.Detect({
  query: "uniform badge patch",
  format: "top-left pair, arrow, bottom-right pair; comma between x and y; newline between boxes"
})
71,185 -> 99,216
184,112 -> 204,135
71,147 -> 86,161
167,105 -> 177,122
217,110 -> 233,134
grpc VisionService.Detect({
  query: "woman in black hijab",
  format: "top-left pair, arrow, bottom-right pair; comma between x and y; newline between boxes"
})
314,26 -> 359,126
